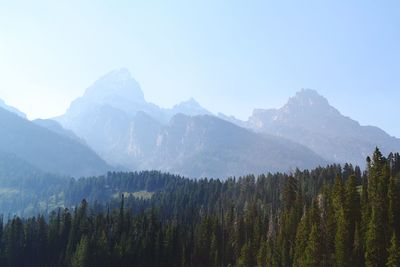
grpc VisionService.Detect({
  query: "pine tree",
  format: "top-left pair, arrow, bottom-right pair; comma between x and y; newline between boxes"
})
5,217 -> 24,267
352,223 -> 364,267
71,235 -> 89,267
93,230 -> 109,267
335,208 -> 350,267
365,209 -> 385,267
237,242 -> 253,267
387,232 -> 400,267
293,213 -> 310,267
303,224 -> 322,267
256,241 -> 267,267
320,185 -> 336,266
365,148 -> 389,266
345,175 -> 360,243
388,174 -> 400,237
332,174 -> 345,212
0,154 -> 399,267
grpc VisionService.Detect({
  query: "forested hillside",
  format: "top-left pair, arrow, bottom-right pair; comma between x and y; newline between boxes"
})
0,149 -> 398,266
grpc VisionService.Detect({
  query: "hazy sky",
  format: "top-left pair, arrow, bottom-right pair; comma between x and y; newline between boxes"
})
1,1 -> 400,136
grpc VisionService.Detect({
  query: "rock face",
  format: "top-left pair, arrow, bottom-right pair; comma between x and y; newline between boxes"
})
170,98 -> 212,117
247,89 -> 400,167
55,70 -> 328,178
0,107 -> 111,177
144,114 -> 327,178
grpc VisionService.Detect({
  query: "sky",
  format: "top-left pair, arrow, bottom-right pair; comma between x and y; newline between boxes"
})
0,0 -> 400,136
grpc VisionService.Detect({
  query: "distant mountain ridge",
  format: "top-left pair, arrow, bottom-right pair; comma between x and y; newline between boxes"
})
55,69 -> 328,178
56,68 -> 211,129
0,99 -> 26,119
0,106 -> 111,177
246,89 -> 400,166
33,119 -> 85,144
55,69 -> 400,176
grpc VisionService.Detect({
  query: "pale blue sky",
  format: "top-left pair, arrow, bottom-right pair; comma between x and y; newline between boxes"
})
0,1 -> 399,135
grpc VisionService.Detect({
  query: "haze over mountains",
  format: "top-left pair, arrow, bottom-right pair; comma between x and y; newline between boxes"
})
1,68 -> 399,178
55,69 -> 326,177
0,107 -> 110,177
0,99 -> 27,119
246,89 -> 400,167
53,68 -> 400,177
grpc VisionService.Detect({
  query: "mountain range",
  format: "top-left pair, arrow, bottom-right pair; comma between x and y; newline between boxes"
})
1,68 -> 399,178
54,69 -> 326,177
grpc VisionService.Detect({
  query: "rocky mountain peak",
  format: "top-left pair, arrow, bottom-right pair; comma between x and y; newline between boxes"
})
83,68 -> 145,105
171,98 -> 211,116
285,89 -> 330,111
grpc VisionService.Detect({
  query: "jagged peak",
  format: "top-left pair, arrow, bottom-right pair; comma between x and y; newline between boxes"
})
82,68 -> 145,104
174,98 -> 201,108
286,89 -> 330,108
172,98 -> 211,116
251,89 -> 331,118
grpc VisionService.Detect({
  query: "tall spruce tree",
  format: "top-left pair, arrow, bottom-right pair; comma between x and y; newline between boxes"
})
71,235 -> 89,267
335,208 -> 350,267
387,232 -> 400,267
365,148 -> 389,266
303,224 -> 322,267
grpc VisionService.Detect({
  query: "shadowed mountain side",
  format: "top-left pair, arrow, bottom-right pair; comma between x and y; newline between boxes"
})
0,107 -> 111,177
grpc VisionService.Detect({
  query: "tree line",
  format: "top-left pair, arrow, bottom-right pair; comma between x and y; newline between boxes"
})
0,149 -> 399,266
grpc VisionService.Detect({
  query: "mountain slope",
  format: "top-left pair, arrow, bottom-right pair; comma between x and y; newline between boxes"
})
0,107 -> 111,177
145,114 -> 327,178
69,112 -> 327,178
33,119 -> 84,143
0,150 -> 43,181
0,99 -> 26,119
248,89 -> 400,166
63,105 -> 162,168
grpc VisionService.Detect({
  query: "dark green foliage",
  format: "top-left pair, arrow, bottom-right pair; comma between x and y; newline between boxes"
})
387,233 -> 400,267
335,208 -> 350,267
304,224 -> 323,267
0,149 -> 397,266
